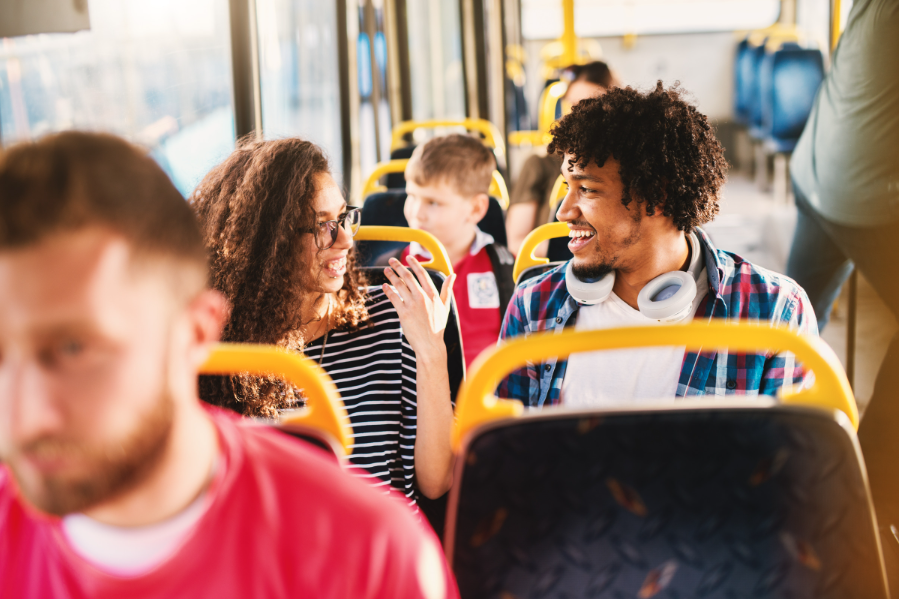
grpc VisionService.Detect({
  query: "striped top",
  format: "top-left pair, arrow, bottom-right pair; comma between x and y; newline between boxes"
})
303,288 -> 419,506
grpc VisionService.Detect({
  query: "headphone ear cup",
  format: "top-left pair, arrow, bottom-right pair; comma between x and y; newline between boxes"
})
637,271 -> 697,322
565,261 -> 615,305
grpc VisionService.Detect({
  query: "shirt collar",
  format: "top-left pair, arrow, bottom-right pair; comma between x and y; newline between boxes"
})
409,226 -> 494,260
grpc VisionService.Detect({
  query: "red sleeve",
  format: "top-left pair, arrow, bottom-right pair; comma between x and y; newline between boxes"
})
373,515 -> 459,598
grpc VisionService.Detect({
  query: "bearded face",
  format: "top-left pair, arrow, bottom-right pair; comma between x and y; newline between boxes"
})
3,391 -> 174,516
0,230 -> 189,517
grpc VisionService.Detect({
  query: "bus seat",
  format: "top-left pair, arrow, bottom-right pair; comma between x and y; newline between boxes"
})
747,42 -> 771,141
199,343 -> 353,459
362,158 -> 510,212
445,323 -> 887,598
386,145 -> 507,190
761,47 -> 824,153
513,222 -> 570,286
357,190 -> 508,262
546,175 -> 575,263
733,38 -> 753,126
355,226 -> 465,540
272,422 -> 344,460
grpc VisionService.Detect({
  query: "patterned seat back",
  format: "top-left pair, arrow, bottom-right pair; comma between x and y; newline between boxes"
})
447,405 -> 887,598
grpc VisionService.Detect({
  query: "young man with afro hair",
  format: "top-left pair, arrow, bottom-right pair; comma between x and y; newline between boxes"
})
497,82 -> 818,407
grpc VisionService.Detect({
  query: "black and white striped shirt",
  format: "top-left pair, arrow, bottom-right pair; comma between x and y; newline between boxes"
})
303,289 -> 419,506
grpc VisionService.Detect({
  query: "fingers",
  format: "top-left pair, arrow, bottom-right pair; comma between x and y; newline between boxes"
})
405,256 -> 439,300
388,257 -> 423,301
381,283 -> 403,308
439,273 -> 456,306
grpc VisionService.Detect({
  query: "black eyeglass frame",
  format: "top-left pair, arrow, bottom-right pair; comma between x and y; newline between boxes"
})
306,206 -> 362,250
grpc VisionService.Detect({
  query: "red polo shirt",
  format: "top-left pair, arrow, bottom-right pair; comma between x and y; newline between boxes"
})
0,405 -> 458,598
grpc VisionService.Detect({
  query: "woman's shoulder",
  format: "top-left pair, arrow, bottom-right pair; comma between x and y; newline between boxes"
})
336,286 -> 401,336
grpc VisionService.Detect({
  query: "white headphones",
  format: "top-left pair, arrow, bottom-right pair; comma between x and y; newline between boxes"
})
565,232 -> 704,323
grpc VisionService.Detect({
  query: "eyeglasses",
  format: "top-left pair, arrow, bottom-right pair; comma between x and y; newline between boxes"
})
308,207 -> 361,250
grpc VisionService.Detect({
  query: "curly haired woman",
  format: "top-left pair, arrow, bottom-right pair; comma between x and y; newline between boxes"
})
192,138 -> 456,502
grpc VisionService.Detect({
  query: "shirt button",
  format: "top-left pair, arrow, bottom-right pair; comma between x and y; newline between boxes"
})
555,317 -> 563,324
726,380 -> 737,390
544,364 -> 552,372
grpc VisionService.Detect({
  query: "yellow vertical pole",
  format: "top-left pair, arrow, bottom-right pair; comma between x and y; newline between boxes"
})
831,0 -> 842,51
561,0 -> 577,66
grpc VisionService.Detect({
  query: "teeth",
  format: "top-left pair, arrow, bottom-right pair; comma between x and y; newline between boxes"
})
568,230 -> 595,239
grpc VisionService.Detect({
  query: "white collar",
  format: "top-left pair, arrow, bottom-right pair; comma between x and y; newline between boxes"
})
409,226 -> 494,260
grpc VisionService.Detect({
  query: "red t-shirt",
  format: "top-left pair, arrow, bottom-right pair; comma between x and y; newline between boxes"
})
403,243 -> 502,368
0,406 -> 458,598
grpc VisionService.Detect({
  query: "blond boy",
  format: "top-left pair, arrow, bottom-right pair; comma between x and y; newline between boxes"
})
401,134 -> 514,367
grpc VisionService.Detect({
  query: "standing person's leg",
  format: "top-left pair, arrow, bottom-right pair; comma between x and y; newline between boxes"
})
857,334 -> 899,597
812,206 -> 900,597
786,185 -> 854,331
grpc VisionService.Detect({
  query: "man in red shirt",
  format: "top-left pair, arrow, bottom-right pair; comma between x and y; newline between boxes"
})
402,134 -> 514,368
0,132 -> 457,597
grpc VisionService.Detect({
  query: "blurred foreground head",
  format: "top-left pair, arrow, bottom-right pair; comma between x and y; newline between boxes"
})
0,131 -> 223,516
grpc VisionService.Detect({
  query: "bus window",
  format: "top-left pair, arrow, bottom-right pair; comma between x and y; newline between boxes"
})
256,0 -> 344,184
405,1 -> 466,127
0,0 -> 235,198
521,0 -> 780,39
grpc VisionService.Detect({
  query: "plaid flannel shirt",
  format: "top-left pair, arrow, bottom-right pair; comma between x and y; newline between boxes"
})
497,228 -> 818,407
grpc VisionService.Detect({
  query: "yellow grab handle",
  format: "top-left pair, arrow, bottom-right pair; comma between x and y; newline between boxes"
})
538,81 -> 568,134
491,171 -> 510,210
549,174 -> 567,214
452,322 -> 858,451
362,159 -> 509,209
508,80 -> 567,150
356,226 -> 454,277
512,221 -> 570,283
362,159 -> 409,199
508,131 -> 553,147
389,119 -> 505,157
200,343 -> 353,455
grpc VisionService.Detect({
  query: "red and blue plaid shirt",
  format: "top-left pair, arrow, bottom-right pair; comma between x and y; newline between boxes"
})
497,228 -> 818,407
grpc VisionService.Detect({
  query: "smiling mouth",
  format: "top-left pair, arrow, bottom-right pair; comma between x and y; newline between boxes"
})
323,257 -> 347,278
567,226 -> 596,253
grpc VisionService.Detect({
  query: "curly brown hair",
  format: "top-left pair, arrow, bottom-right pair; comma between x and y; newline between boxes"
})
548,81 -> 726,231
192,137 -> 368,417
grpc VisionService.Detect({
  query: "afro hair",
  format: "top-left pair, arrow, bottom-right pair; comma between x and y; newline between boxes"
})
548,81 -> 727,231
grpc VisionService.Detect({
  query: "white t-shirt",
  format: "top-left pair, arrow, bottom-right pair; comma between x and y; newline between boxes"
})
61,459 -> 217,577
561,237 -> 708,408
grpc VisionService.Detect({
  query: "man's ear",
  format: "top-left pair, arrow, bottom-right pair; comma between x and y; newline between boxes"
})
469,193 -> 490,224
186,289 -> 229,368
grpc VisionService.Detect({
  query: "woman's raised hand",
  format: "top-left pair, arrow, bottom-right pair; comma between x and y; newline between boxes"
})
381,256 -> 455,357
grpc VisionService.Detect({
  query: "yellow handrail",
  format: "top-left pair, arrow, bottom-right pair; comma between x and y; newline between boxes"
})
507,131 -> 553,147
512,221 -> 569,282
548,173 -> 567,215
356,226 -> 454,277
200,343 -> 353,455
560,0 -> 577,66
389,118 -> 506,158
831,0 -> 842,51
508,80 -> 567,149
361,159 -> 409,199
452,322 -> 858,451
747,23 -> 800,47
361,159 -> 510,210
538,81 -> 569,135
490,170 -> 510,210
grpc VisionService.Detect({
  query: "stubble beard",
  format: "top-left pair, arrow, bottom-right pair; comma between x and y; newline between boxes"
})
4,389 -> 175,517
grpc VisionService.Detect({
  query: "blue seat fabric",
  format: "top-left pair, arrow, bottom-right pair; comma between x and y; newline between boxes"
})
449,407 -> 886,598
761,47 -> 824,150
